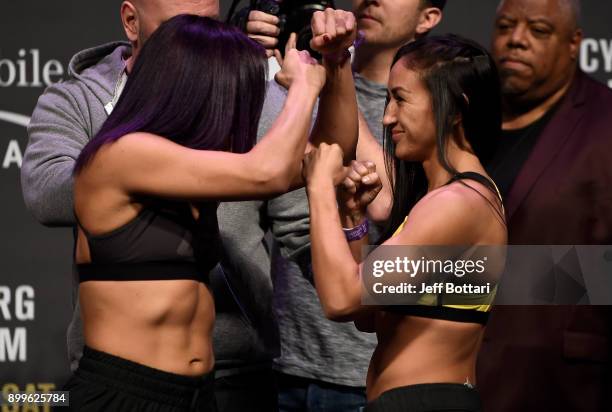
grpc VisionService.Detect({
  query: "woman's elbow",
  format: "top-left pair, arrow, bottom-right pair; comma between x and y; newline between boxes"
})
321,296 -> 361,322
256,162 -> 296,195
343,141 -> 358,164
313,265 -> 362,321
367,195 -> 392,223
257,172 -> 290,196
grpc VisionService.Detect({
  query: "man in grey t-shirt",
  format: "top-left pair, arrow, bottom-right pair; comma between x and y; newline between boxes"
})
229,1 -> 446,410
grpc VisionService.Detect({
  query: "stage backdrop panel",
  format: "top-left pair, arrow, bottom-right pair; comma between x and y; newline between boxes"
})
0,0 -> 126,402
1,1 -> 610,406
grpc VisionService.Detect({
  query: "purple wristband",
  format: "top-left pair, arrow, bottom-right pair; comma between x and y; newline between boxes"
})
342,219 -> 369,242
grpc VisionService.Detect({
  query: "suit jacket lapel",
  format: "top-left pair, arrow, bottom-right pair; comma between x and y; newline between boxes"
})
506,72 -> 588,219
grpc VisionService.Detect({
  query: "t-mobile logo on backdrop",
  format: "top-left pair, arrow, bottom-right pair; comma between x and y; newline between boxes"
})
0,49 -> 54,170
0,49 -> 64,88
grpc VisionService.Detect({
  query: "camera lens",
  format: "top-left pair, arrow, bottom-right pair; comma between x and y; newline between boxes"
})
296,27 -> 313,51
259,0 -> 280,15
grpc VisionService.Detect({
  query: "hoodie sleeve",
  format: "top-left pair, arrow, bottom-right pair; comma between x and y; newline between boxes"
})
257,80 -> 317,259
21,82 -> 93,226
216,202 -> 275,322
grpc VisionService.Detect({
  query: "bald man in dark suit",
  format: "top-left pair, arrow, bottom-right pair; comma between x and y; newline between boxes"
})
478,0 -> 612,410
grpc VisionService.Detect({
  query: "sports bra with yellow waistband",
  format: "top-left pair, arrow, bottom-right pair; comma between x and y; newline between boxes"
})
383,171 -> 504,325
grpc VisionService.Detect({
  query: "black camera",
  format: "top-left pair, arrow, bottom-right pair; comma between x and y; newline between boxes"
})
228,0 -> 336,57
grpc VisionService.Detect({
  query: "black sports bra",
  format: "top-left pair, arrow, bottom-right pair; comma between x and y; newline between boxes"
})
385,171 -> 505,325
76,201 -> 221,283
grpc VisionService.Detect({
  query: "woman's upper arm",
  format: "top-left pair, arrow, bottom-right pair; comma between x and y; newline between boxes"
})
370,189 -> 497,266
92,133 -> 285,201
391,191 -> 482,246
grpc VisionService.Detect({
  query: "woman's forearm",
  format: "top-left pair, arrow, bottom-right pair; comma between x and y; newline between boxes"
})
310,57 -> 358,162
339,207 -> 370,264
356,113 -> 393,222
308,179 -> 363,321
248,82 -> 319,192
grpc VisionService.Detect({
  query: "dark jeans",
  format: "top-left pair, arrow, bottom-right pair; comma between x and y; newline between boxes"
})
365,383 -> 481,412
215,366 -> 278,412
277,372 -> 366,412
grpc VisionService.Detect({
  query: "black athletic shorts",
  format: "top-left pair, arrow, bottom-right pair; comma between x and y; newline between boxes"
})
63,346 -> 216,411
365,383 -> 481,412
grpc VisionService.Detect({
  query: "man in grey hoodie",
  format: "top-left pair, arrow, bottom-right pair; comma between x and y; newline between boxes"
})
21,0 -> 279,410
239,1 -> 445,411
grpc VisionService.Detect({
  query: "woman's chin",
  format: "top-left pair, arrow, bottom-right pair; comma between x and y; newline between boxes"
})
394,143 -> 427,162
394,147 -> 415,161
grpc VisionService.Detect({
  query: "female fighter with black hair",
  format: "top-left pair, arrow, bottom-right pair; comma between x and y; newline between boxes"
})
304,35 -> 507,411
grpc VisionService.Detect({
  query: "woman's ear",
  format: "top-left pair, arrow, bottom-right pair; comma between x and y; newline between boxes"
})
452,94 -> 469,127
453,115 -> 462,128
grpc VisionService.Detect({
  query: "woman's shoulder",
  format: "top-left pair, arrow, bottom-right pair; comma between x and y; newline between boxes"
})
113,132 -> 176,148
94,132 -> 190,167
396,183 -> 502,245
418,182 -> 488,216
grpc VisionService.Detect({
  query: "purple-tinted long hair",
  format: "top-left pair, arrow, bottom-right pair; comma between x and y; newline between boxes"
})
75,14 -> 267,173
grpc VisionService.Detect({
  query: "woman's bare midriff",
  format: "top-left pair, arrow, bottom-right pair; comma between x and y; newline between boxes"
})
366,311 -> 484,401
79,279 -> 215,377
